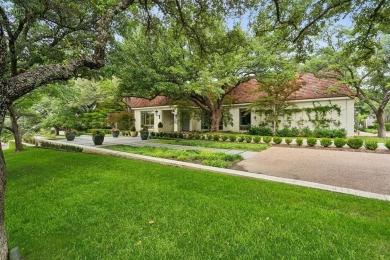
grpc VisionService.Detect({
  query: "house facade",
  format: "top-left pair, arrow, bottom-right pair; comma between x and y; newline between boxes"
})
126,74 -> 355,136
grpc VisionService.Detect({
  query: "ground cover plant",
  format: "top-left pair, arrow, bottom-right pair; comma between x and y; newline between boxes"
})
150,139 -> 269,151
4,147 -> 390,259
105,145 -> 242,168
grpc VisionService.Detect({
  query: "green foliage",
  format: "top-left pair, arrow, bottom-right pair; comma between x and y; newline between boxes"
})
364,140 -> 378,150
385,140 -> 390,150
285,138 -> 292,145
276,127 -> 299,137
263,136 -> 272,144
150,139 -> 269,152
207,134 -> 214,141
39,141 -> 83,153
307,138 -> 317,147
106,146 -> 242,168
238,136 -> 245,142
334,138 -> 347,148
320,138 -> 333,147
253,136 -> 261,144
221,135 -> 228,141
245,136 -> 252,143
273,136 -> 282,144
247,126 -> 273,136
92,130 -> 105,138
296,138 -> 303,146
229,135 -> 237,142
158,122 -> 163,128
347,138 -> 364,149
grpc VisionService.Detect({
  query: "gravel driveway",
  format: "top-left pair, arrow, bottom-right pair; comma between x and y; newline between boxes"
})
235,147 -> 390,195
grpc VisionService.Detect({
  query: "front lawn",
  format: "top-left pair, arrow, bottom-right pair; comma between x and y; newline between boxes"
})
150,139 -> 269,151
4,147 -> 390,259
105,145 -> 242,168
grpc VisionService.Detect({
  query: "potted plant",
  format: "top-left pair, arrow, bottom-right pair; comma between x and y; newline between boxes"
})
65,129 -> 76,141
111,127 -> 120,137
130,125 -> 137,137
158,122 -> 163,132
92,130 -> 105,145
140,125 -> 149,140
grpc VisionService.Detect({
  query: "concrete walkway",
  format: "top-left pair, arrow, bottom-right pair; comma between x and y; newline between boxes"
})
36,137 -> 390,201
51,135 -> 258,159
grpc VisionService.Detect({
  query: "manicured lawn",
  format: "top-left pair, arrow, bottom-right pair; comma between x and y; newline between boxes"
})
150,139 -> 269,151
105,145 -> 242,168
356,136 -> 390,143
4,147 -> 390,259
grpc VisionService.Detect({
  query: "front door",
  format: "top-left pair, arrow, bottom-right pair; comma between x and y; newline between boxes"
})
182,118 -> 190,131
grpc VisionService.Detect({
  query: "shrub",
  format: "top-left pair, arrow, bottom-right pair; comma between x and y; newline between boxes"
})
247,125 -> 272,136
157,122 -> 163,128
40,141 -> 83,152
276,128 -> 291,137
214,135 -> 220,141
229,135 -> 237,142
178,133 -> 184,139
385,123 -> 390,131
296,138 -> 303,146
237,136 -> 245,142
300,127 -> 313,137
245,136 -> 252,143
347,138 -> 363,149
273,136 -> 282,144
320,138 -> 332,147
364,140 -> 378,150
263,136 -> 272,144
385,140 -> 390,150
253,136 -> 261,143
207,134 -> 213,141
221,135 -> 228,141
307,137 -> 317,147
285,138 -> 292,145
334,138 -> 347,148
193,134 -> 201,140
333,129 -> 347,138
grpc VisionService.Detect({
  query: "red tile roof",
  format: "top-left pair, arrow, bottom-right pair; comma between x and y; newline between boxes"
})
127,73 -> 353,108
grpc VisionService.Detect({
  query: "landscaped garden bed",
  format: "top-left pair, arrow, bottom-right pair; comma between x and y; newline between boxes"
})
105,145 -> 242,168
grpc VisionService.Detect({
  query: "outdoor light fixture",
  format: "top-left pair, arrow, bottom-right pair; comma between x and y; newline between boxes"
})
171,108 -> 176,115
155,110 -> 160,119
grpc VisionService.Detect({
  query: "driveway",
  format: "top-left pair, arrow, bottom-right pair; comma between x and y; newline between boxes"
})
235,147 -> 390,195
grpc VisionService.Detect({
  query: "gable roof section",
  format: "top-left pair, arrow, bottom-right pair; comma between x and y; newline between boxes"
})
127,73 -> 353,108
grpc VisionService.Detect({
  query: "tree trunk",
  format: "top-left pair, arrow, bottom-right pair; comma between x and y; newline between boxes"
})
0,104 -> 9,260
8,106 -> 23,152
209,108 -> 222,132
54,126 -> 60,136
376,110 -> 386,138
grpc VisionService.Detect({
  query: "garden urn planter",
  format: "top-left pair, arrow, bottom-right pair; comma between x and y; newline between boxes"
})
65,132 -> 76,141
112,130 -> 120,137
140,130 -> 149,140
130,131 -> 138,137
93,136 -> 105,145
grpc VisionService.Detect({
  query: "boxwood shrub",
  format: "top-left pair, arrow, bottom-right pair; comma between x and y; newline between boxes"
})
320,138 -> 332,147
263,136 -> 272,144
253,136 -> 261,143
238,136 -> 245,142
206,134 -> 213,141
229,135 -> 237,142
334,138 -> 347,148
285,137 -> 292,145
385,140 -> 390,150
273,136 -> 282,144
221,135 -> 228,141
364,140 -> 378,150
347,138 -> 363,149
296,138 -> 303,146
307,137 -> 317,147
245,136 -> 252,143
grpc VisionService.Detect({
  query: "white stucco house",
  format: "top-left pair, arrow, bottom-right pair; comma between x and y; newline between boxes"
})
126,74 -> 355,136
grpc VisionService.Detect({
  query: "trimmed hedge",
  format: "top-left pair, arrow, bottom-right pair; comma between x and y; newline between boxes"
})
385,140 -> 390,150
40,141 -> 83,152
285,138 -> 292,145
347,138 -> 363,149
263,136 -> 272,144
334,138 -> 347,148
307,138 -> 317,147
320,138 -> 332,147
296,138 -> 303,146
273,136 -> 282,144
364,140 -> 378,150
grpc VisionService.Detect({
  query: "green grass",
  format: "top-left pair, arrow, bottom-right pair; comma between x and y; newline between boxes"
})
150,139 -> 269,151
357,136 -> 390,143
4,147 -> 390,259
105,145 -> 242,168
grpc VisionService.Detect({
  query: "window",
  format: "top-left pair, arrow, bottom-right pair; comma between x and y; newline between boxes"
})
141,111 -> 154,129
239,109 -> 251,130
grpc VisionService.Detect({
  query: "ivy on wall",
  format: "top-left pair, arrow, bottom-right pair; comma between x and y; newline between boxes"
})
255,101 -> 342,129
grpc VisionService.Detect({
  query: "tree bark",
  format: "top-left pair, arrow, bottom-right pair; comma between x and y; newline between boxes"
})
54,126 -> 60,136
0,103 -> 8,260
209,108 -> 222,132
8,105 -> 23,152
376,109 -> 386,138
